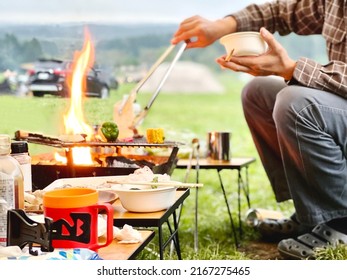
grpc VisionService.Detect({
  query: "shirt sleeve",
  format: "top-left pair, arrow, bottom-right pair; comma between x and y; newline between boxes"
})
230,0 -> 324,36
292,58 -> 347,98
230,0 -> 347,98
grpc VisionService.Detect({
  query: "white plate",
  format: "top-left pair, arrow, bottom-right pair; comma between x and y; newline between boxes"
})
44,175 -> 129,191
98,190 -> 118,204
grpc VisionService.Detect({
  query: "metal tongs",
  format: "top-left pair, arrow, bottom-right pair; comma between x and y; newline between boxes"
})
116,42 -> 187,130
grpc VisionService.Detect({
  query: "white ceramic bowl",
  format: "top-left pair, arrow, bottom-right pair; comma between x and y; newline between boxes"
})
112,184 -> 177,212
220,32 -> 267,57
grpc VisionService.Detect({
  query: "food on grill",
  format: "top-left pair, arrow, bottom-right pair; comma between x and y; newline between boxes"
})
99,121 -> 119,142
58,134 -> 85,142
146,128 -> 165,144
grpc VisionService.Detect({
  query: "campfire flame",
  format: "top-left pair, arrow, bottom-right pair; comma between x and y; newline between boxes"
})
56,28 -> 95,165
64,28 -> 94,138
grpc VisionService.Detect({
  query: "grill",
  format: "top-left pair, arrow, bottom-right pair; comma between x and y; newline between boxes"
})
19,43 -> 188,190
18,133 -> 181,190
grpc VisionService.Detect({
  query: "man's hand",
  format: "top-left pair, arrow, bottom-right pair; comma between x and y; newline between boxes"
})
216,27 -> 296,80
171,16 -> 237,49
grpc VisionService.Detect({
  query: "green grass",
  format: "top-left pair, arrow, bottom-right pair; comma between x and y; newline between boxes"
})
1,74 -> 296,260
314,244 -> 347,260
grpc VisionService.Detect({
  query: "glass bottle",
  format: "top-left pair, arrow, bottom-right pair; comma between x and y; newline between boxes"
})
0,134 -> 24,246
11,141 -> 32,193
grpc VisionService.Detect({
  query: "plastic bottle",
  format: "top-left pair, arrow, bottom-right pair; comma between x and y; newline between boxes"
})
11,140 -> 32,193
0,134 -> 24,246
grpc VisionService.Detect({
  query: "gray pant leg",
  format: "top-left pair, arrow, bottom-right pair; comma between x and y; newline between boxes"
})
242,77 -> 347,226
242,77 -> 291,201
273,85 -> 347,226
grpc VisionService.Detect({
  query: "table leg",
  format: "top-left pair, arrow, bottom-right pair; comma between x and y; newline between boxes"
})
194,187 -> 198,252
158,225 -> 164,260
165,211 -> 182,259
244,166 -> 251,208
237,170 -> 242,237
194,149 -> 200,253
237,167 -> 252,236
217,170 -> 239,247
172,210 -> 182,259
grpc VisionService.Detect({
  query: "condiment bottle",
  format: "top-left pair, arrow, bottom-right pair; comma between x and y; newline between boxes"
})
0,134 -> 24,246
11,140 -> 32,192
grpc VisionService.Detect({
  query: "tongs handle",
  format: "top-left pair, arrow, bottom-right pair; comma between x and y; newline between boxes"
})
145,42 -> 187,110
134,44 -> 176,94
131,42 -> 187,127
118,44 -> 177,115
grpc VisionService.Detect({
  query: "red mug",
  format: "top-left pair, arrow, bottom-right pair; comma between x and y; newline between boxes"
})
43,187 -> 114,252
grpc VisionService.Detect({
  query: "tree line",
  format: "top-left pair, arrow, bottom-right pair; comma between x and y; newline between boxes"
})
0,34 -> 43,71
0,30 -> 327,73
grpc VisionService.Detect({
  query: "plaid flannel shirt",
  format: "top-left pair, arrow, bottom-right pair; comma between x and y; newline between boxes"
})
230,0 -> 347,98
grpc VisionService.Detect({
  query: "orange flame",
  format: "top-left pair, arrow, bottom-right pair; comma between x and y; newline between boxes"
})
61,28 -> 95,165
64,28 -> 94,138
54,152 -> 67,164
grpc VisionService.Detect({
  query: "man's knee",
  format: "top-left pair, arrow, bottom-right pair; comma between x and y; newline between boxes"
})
242,77 -> 287,113
241,77 -> 270,105
273,86 -> 315,127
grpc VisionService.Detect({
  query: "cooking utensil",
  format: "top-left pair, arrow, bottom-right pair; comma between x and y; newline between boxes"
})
114,42 -> 187,138
107,180 -> 203,188
131,42 -> 187,128
115,45 -> 176,117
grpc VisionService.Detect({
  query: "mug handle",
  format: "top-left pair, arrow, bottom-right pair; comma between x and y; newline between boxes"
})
92,203 -> 114,250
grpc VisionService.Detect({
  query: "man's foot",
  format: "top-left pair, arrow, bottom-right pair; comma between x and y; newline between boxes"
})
257,214 -> 313,242
278,223 -> 347,259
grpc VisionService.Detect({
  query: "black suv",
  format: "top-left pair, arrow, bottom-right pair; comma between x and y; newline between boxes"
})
28,58 -> 114,98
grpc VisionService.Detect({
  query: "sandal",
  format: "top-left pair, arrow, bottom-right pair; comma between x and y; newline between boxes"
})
257,215 -> 313,242
278,223 -> 347,260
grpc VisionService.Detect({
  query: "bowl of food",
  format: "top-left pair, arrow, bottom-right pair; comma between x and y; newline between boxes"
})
112,183 -> 178,213
220,32 -> 268,58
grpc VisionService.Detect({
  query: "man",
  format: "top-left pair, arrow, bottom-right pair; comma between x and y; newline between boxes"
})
172,0 -> 347,259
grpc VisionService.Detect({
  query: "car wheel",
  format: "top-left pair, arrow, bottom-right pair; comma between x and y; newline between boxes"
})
32,91 -> 44,97
100,86 -> 109,99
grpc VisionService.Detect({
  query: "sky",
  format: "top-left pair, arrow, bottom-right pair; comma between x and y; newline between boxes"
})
0,0 -> 267,24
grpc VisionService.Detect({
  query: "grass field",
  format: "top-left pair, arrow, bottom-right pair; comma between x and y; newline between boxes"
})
0,73 -> 296,259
